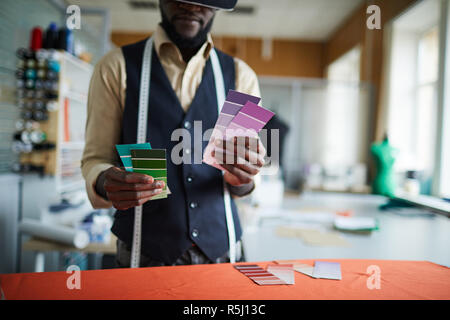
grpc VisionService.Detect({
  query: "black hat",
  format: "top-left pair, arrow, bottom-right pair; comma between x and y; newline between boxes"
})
175,0 -> 237,11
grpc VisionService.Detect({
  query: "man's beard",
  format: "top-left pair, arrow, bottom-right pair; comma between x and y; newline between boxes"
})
160,8 -> 214,50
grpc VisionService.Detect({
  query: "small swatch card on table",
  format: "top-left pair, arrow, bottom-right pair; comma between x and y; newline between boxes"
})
203,90 -> 275,171
131,149 -> 169,200
234,264 -> 294,286
275,260 -> 342,280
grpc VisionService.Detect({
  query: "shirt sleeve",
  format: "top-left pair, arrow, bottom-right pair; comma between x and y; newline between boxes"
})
81,48 -> 126,209
234,57 -> 261,101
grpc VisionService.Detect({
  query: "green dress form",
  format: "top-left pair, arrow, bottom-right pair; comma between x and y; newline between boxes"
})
371,138 -> 396,197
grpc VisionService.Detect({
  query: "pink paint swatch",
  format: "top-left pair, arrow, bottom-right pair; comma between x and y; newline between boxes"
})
203,90 -> 274,171
233,264 -> 294,286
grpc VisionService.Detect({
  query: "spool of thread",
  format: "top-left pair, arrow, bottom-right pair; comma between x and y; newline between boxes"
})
35,49 -> 48,61
57,27 -> 74,54
33,142 -> 56,151
29,129 -> 46,143
33,110 -> 49,121
11,141 -> 33,154
16,59 -> 25,69
25,90 -> 35,99
37,59 -> 46,68
25,69 -> 36,79
66,28 -> 74,54
45,92 -> 58,99
34,79 -> 44,90
58,27 -> 67,50
35,90 -> 45,99
16,48 -> 27,59
43,22 -> 58,49
47,60 -> 60,73
46,100 -> 58,111
25,79 -> 35,89
16,79 -> 25,89
21,109 -> 33,120
37,69 -> 46,79
16,69 -> 25,79
30,27 -> 43,51
33,100 -> 45,110
25,100 -> 34,108
46,70 -> 58,80
15,120 -> 25,131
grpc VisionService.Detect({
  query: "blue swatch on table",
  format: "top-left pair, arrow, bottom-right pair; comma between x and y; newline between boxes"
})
312,261 -> 342,280
115,143 -> 151,172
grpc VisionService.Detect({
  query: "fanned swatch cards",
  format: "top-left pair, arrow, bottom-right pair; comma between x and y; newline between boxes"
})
234,264 -> 294,285
115,143 -> 169,200
203,90 -> 275,170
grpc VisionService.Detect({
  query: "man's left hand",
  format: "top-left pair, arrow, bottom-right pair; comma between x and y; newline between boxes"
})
212,136 -> 266,186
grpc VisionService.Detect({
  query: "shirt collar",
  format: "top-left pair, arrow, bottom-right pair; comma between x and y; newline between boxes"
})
153,24 -> 214,63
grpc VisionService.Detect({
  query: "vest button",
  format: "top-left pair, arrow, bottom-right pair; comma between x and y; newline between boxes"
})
190,202 -> 198,209
184,121 -> 191,129
187,176 -> 193,183
185,148 -> 191,155
192,229 -> 199,238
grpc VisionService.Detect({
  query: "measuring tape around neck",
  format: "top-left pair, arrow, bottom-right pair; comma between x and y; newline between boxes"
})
130,37 -> 153,268
131,38 -> 236,267
210,49 -> 236,263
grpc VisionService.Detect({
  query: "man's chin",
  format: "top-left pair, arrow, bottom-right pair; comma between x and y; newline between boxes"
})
174,25 -> 201,40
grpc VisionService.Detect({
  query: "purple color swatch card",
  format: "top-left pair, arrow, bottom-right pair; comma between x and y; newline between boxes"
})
225,101 -> 275,138
203,90 -> 263,170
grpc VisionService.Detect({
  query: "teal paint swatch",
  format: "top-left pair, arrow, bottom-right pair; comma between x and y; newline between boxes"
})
115,143 -> 151,172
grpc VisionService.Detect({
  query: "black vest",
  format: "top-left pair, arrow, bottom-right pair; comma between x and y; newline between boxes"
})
111,38 -> 242,264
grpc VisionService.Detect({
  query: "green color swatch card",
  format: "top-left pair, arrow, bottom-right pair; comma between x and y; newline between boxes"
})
116,143 -> 151,172
131,149 -> 169,200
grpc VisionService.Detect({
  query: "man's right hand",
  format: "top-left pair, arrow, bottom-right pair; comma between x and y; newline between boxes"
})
96,167 -> 165,210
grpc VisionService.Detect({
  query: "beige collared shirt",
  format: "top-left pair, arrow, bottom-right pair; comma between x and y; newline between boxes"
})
81,25 -> 261,208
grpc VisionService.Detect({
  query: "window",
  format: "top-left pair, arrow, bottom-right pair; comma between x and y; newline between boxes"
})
324,46 -> 363,168
386,0 -> 441,195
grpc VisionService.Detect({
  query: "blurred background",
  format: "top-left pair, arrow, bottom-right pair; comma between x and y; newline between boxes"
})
1,0 -> 449,274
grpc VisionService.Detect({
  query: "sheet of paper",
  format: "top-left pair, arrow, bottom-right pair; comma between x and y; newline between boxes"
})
297,229 -> 351,247
267,264 -> 295,284
275,226 -> 350,247
312,261 -> 342,280
334,217 -> 378,231
116,143 -> 151,172
131,149 -> 169,200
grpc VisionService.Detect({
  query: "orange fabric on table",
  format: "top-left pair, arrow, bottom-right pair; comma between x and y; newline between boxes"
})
0,259 -> 449,300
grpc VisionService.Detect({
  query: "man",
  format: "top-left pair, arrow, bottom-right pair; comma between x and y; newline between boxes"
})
81,0 -> 264,267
